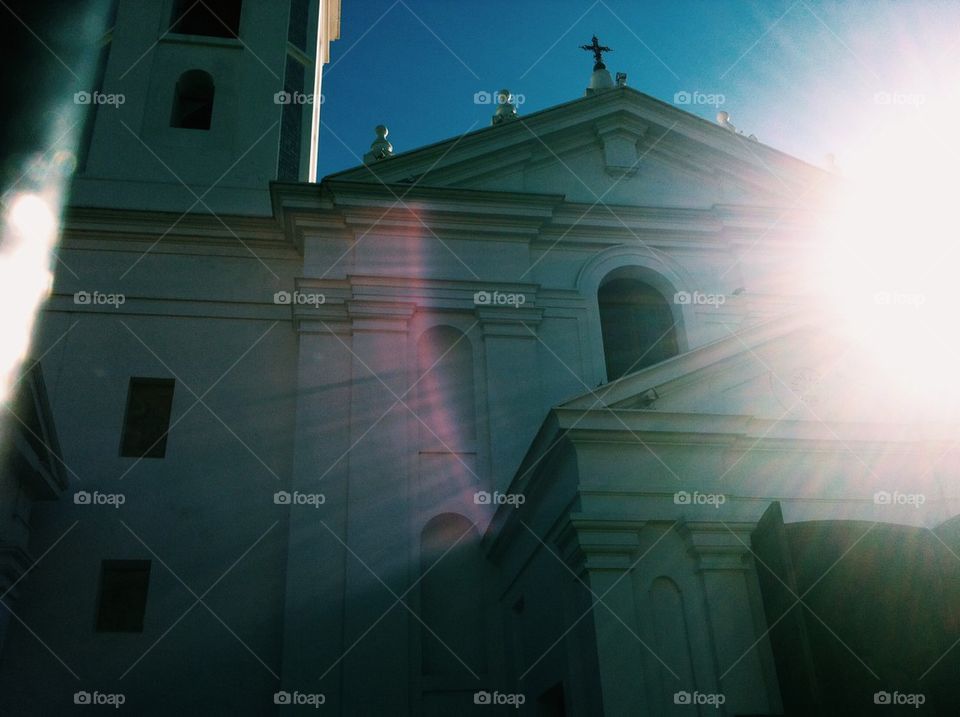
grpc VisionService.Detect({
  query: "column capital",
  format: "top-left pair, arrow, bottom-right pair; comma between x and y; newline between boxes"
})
556,515 -> 647,575
679,521 -> 757,571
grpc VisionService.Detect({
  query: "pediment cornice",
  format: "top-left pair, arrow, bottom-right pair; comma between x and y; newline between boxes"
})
325,88 -> 834,204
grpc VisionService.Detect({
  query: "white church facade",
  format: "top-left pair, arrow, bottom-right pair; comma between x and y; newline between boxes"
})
3,2 -> 960,715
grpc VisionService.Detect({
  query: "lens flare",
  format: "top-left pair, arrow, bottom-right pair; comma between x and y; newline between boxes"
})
815,110 -> 960,405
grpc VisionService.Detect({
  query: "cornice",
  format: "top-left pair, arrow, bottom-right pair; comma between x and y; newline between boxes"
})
274,181 -> 821,262
552,407 -> 960,448
294,274 -> 542,315
44,294 -> 291,322
63,205 -> 285,245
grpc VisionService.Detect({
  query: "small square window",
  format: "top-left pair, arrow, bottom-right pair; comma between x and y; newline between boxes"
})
96,560 -> 151,632
120,378 -> 175,458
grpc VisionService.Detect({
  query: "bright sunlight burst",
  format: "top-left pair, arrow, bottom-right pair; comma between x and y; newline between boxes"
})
816,103 -> 960,402
0,191 -> 57,403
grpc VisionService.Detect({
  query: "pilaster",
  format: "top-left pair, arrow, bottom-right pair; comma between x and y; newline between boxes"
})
681,521 -> 781,715
475,306 -> 544,493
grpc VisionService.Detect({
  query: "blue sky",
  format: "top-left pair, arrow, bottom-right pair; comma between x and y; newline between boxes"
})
316,0 -> 960,179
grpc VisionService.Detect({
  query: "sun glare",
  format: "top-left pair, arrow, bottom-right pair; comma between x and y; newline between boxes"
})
0,192 -> 57,403
816,106 -> 960,403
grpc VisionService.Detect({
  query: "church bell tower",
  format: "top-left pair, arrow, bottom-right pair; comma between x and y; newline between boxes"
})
70,0 -> 340,215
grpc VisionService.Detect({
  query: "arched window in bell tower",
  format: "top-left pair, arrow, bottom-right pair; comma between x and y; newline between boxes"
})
170,70 -> 215,130
598,277 -> 678,380
170,0 -> 242,38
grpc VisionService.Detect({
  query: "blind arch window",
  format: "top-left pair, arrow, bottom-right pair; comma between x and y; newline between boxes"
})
420,513 -> 485,675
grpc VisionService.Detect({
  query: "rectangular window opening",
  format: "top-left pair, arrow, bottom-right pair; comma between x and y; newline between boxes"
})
120,378 -> 175,458
96,559 -> 151,632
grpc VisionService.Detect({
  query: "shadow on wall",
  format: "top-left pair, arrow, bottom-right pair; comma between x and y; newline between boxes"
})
752,502 -> 960,715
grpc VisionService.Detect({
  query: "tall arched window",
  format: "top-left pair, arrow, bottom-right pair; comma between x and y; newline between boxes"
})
170,70 -> 214,130
598,277 -> 678,380
170,0 -> 242,38
420,514 -> 485,676
416,326 -> 476,448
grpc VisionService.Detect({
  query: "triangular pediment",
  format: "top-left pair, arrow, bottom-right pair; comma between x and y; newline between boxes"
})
560,313 -> 960,429
329,88 -> 834,208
